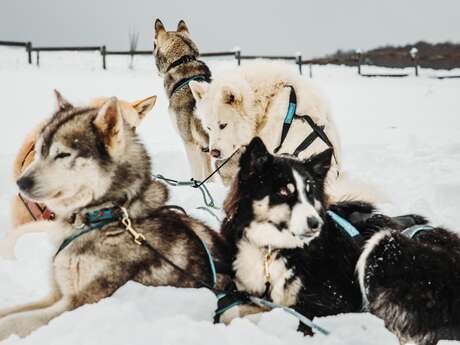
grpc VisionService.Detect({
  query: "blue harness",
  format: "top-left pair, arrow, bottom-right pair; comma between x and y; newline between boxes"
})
55,207 -> 218,289
274,86 -> 337,163
170,74 -> 210,96
327,210 -> 433,240
401,224 -> 434,238
55,208 -> 118,257
327,210 -> 361,238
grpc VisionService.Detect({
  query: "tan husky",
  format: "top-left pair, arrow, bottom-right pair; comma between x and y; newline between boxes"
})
10,93 -> 157,228
0,93 -> 230,340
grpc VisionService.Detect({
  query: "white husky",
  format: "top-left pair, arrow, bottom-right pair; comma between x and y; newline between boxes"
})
189,60 -> 342,185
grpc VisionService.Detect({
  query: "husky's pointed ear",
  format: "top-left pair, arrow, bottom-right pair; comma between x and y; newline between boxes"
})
222,86 -> 241,105
154,18 -> 165,38
240,137 -> 271,179
189,81 -> 208,102
131,95 -> 157,121
53,89 -> 73,111
306,149 -> 333,179
94,97 -> 126,156
177,20 -> 189,33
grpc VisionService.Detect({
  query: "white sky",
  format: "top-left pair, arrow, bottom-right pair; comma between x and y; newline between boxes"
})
1,0 -> 459,58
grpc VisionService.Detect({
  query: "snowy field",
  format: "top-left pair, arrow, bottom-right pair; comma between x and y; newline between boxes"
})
0,47 -> 459,344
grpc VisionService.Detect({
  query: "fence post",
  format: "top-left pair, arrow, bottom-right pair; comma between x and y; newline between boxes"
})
36,50 -> 40,67
234,49 -> 241,66
410,47 -> 419,77
356,49 -> 362,75
296,53 -> 302,75
101,46 -> 106,70
26,42 -> 32,64
309,63 -> 313,78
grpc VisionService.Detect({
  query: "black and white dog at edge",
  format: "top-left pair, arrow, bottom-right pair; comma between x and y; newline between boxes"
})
218,137 -> 460,344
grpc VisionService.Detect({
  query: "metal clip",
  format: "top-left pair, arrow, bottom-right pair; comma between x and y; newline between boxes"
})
120,207 -> 145,245
264,245 -> 273,284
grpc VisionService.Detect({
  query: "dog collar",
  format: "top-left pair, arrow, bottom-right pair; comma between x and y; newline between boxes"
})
166,55 -> 196,72
401,224 -> 434,238
55,207 -> 120,257
170,74 -> 210,96
327,210 -> 361,238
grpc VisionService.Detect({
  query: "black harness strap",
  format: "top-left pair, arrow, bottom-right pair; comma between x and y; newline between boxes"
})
166,55 -> 196,72
301,115 -> 334,150
140,239 -> 220,292
274,86 -> 297,153
293,130 -> 322,157
274,86 -> 337,163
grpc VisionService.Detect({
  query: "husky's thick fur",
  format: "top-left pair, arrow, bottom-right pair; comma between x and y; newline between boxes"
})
220,138 -> 423,334
0,93 -> 230,340
10,94 -> 157,228
190,61 -> 342,185
153,19 -> 212,181
358,226 -> 460,344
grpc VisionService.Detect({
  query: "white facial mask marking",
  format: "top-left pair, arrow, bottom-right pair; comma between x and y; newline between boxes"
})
290,170 -> 323,236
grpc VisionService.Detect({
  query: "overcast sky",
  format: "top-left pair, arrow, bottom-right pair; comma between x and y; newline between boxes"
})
1,0 -> 459,58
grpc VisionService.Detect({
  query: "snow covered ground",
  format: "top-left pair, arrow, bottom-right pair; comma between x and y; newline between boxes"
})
0,47 -> 459,344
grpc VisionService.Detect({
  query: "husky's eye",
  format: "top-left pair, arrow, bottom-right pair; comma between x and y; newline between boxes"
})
207,126 -> 212,131
219,123 -> 227,130
54,152 -> 71,160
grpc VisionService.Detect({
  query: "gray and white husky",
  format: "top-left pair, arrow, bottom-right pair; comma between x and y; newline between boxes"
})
153,19 -> 212,181
0,93 -> 230,340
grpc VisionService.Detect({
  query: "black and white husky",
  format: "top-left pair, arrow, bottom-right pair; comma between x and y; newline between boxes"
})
220,137 -> 432,337
220,138 -> 379,330
358,224 -> 460,344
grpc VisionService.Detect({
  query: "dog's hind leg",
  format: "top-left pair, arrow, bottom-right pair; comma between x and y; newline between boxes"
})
0,272 -> 62,318
0,297 -> 71,340
0,291 -> 61,320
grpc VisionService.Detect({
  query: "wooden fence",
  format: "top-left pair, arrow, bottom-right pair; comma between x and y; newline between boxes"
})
1,40 -> 459,79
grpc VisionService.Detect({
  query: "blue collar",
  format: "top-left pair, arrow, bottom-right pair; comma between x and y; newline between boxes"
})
327,210 -> 361,238
55,208 -> 119,257
171,74 -> 210,95
401,224 -> 434,238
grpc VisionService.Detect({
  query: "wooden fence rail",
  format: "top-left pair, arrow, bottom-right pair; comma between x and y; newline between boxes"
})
2,40 -> 459,78
0,40 -> 28,47
30,46 -> 102,66
0,40 -> 33,64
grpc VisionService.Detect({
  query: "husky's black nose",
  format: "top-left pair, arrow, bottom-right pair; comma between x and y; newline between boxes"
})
307,217 -> 320,229
17,176 -> 34,192
210,149 -> 221,159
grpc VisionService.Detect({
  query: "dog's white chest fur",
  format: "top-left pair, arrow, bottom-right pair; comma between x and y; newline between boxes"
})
234,239 -> 302,306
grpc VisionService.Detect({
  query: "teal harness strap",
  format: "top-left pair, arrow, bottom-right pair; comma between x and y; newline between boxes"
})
249,297 -> 330,336
55,208 -> 118,257
171,74 -> 210,95
327,210 -> 361,238
402,225 -> 434,239
199,237 -> 217,288
274,86 -> 297,153
285,102 -> 297,124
